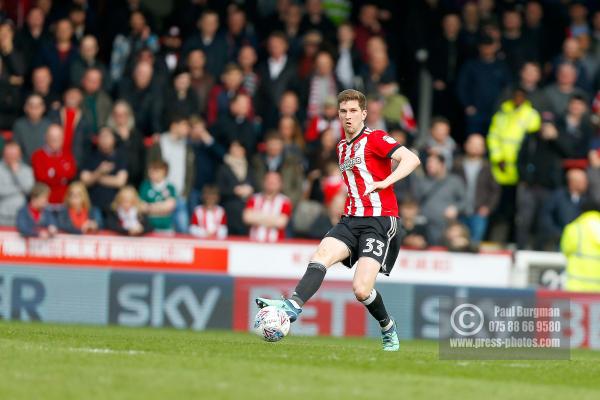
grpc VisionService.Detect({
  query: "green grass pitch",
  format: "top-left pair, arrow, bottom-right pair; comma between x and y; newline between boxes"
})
1,321 -> 600,400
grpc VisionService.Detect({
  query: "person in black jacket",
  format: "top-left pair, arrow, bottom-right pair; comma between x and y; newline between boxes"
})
34,19 -> 78,93
255,32 -> 298,132
428,13 -> 466,136
15,7 -> 52,75
516,117 -> 571,249
117,60 -> 163,137
163,68 -> 200,126
211,93 -> 258,158
216,140 -> 254,236
0,65 -> 22,130
189,116 -> 225,210
181,10 -> 228,77
539,169 -> 589,250
106,100 -> 145,188
555,94 -> 595,159
456,35 -> 512,135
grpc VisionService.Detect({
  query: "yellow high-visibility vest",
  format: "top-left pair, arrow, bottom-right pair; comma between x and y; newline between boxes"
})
561,211 -> 600,292
487,100 -> 541,185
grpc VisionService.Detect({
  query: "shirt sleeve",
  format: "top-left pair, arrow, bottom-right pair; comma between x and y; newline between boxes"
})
139,181 -> 150,202
369,130 -> 402,158
190,209 -> 199,226
167,184 -> 177,198
220,207 -> 227,225
281,198 -> 292,217
245,195 -> 255,209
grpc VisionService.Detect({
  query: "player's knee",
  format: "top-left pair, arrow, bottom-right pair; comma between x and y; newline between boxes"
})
353,283 -> 372,302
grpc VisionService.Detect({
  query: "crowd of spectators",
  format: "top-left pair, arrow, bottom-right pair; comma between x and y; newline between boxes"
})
0,0 -> 599,251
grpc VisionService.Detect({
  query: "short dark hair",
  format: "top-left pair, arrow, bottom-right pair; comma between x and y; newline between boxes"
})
401,197 -> 419,207
202,184 -> 220,197
428,152 -> 446,165
269,31 -> 288,43
431,116 -> 450,128
169,114 -> 188,125
222,63 -> 242,75
337,89 -> 367,110
569,93 -> 588,103
264,130 -> 283,142
30,182 -> 50,199
148,159 -> 169,173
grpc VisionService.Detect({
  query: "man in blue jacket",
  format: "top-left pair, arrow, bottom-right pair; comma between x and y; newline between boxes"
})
457,35 -> 512,135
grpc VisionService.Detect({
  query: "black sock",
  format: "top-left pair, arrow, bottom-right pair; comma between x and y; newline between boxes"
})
360,289 -> 391,329
290,262 -> 327,307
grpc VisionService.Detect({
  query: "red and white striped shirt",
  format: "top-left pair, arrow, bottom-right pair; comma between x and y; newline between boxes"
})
245,193 -> 293,242
190,205 -> 228,239
337,126 -> 401,217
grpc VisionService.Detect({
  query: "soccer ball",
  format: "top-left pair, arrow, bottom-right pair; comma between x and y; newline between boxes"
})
253,306 -> 291,342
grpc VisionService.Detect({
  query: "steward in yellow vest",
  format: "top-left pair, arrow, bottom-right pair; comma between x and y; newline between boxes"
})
487,88 -> 541,186
561,201 -> 600,292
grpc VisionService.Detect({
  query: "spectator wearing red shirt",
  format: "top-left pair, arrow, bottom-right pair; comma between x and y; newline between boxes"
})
190,184 -> 227,239
31,124 -> 77,205
243,171 -> 292,242
48,87 -> 93,165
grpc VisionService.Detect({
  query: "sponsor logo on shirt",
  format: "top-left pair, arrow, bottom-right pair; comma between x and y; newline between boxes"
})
339,157 -> 362,171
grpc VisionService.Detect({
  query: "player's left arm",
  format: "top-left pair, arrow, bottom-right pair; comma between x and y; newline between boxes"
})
365,146 -> 421,195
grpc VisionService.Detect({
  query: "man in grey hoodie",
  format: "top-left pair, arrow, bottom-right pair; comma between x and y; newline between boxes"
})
415,153 -> 466,245
0,142 -> 35,226
12,94 -> 51,164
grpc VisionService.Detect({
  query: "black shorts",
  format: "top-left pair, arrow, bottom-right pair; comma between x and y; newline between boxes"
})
325,215 -> 402,275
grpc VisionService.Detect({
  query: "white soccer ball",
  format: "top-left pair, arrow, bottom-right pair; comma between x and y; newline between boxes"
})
253,306 -> 291,342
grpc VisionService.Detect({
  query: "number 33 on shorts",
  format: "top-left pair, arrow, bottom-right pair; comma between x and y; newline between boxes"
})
363,238 -> 385,256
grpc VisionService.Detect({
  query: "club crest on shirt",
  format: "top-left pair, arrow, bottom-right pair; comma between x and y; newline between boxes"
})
353,142 -> 361,152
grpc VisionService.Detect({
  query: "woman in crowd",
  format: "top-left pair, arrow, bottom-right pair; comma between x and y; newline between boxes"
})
106,100 -> 145,188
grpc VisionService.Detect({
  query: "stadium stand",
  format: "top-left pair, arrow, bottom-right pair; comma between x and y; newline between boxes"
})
0,0 -> 598,253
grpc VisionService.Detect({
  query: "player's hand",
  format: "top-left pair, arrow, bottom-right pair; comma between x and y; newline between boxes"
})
364,181 -> 389,196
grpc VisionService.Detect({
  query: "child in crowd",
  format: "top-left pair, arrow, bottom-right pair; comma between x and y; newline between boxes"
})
56,181 -> 99,234
139,160 -> 177,233
106,186 -> 151,236
16,183 -> 58,238
190,184 -> 227,239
